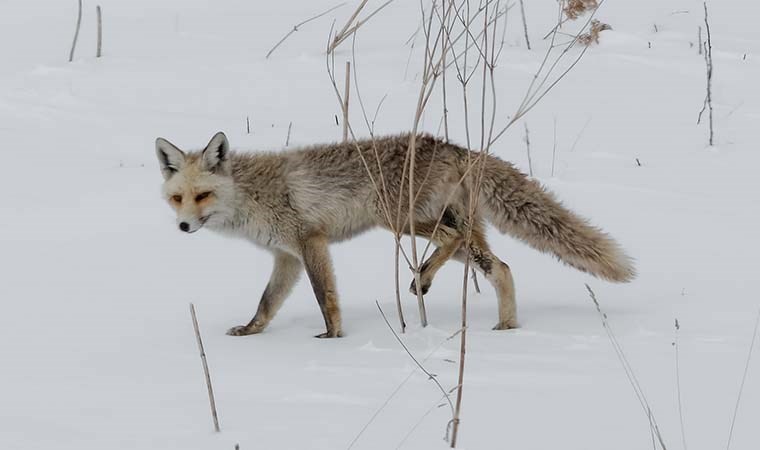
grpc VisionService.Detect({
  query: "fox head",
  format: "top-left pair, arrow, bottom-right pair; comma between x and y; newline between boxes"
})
155,132 -> 237,233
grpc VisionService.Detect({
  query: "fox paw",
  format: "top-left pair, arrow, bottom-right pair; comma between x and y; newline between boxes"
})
492,320 -> 519,331
226,324 -> 264,336
409,279 -> 431,296
315,329 -> 344,338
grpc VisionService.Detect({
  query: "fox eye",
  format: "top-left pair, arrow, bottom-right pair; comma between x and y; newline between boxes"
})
195,191 -> 212,202
171,195 -> 182,203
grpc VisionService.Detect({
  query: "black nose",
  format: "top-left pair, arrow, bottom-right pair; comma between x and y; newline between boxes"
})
179,222 -> 190,232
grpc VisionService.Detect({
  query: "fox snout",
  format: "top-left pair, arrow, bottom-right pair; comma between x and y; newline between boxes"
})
176,214 -> 211,234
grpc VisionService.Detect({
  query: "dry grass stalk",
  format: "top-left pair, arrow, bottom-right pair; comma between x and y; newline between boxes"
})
697,2 -> 714,146
326,25 -> 419,332
189,303 -> 220,433
674,319 -> 688,450
343,61 -> 351,142
328,0 -> 395,53
518,0 -> 531,49
585,285 -> 667,449
524,122 -> 533,176
69,0 -> 83,62
266,1 -> 346,59
726,308 -> 760,450
96,5 -> 102,58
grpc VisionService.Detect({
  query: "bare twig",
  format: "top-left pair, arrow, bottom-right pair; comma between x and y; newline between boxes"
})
518,0 -> 531,49
266,2 -> 347,58
246,116 -> 251,134
69,0 -> 83,62
551,116 -> 558,176
726,307 -> 760,450
569,116 -> 591,152
674,319 -> 687,450
286,121 -> 293,147
524,122 -> 533,176
96,5 -> 102,58
189,303 -> 220,433
343,61 -> 351,142
376,301 -> 454,413
697,2 -> 714,146
347,316 -> 462,449
329,0 -> 395,53
585,285 -> 667,449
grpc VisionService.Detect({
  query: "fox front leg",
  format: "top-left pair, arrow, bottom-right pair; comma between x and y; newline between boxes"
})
300,234 -> 343,338
227,250 -> 302,336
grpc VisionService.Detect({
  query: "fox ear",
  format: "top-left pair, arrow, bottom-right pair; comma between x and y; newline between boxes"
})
202,131 -> 231,175
155,137 -> 186,180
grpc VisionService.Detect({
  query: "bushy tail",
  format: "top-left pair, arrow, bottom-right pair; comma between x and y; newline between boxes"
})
478,155 -> 636,282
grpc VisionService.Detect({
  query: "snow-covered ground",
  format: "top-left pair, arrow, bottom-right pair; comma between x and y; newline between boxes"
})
1,0 -> 759,449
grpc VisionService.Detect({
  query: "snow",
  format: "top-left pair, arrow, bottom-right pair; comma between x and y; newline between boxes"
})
1,0 -> 759,449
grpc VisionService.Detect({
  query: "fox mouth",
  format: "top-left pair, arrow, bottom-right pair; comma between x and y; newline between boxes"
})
182,214 -> 214,234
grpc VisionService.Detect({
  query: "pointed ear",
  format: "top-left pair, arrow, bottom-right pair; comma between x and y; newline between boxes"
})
201,132 -> 231,175
155,137 -> 186,180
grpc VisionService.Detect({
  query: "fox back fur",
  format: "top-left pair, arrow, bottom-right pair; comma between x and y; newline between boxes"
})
156,132 -> 635,337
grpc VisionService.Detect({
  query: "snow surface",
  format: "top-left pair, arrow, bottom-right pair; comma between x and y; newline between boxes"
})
1,0 -> 759,449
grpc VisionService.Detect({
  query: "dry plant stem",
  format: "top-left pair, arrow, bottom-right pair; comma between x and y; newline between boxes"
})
376,301 -> 454,413
325,28 -> 412,270
524,122 -> 533,176
69,0 -> 83,62
674,319 -> 687,450
570,116 -> 591,152
726,307 -> 760,450
405,0 -> 453,327
490,0 -> 603,146
518,0 -> 531,49
246,116 -> 250,134
329,0 -> 395,53
449,253 -> 470,448
347,320 -> 463,450
343,61 -> 351,142
285,121 -> 292,146
265,1 -> 346,58
698,2 -> 714,146
189,303 -> 220,433
345,34 -> 411,332
96,5 -> 102,58
551,116 -> 558,176
585,285 -> 667,450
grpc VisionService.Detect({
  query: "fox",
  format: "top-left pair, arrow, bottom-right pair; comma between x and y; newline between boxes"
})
155,131 -> 635,338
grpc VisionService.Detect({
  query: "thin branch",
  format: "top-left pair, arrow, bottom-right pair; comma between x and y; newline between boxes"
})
518,0 -> 531,49
96,5 -> 102,58
266,1 -> 347,58
347,322 -> 463,450
698,2 -> 714,146
524,122 -> 533,176
329,0 -> 395,53
586,285 -> 667,450
69,0 -> 83,62
726,307 -> 760,450
189,303 -> 220,433
376,301 -> 454,414
551,116 -> 558,176
343,61 -> 351,142
674,319 -> 688,450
